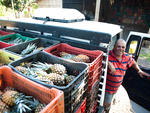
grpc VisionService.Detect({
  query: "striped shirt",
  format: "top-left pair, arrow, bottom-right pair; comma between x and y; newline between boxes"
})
106,50 -> 135,94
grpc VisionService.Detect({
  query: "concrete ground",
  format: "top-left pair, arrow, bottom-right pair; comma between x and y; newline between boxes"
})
98,85 -> 150,113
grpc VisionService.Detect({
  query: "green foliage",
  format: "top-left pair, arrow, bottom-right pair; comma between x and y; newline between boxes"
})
0,0 -> 37,13
0,0 -> 38,18
139,53 -> 150,61
0,5 -> 6,16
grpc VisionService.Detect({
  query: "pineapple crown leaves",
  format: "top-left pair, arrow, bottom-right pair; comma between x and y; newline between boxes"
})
21,43 -> 37,56
14,94 -> 38,113
8,38 -> 23,44
32,62 -> 53,73
61,54 -> 76,59
25,67 -> 37,78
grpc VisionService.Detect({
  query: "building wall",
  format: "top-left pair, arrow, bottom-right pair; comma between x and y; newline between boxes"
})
37,0 -> 62,8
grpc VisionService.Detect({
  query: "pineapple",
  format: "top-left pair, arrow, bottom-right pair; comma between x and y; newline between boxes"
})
3,87 -> 15,93
34,103 -> 46,113
0,100 -> 10,113
60,52 -> 75,59
48,73 -> 65,86
20,62 -> 32,67
2,90 -> 20,106
59,52 -> 70,57
65,75 -> 76,85
21,43 -> 37,56
1,87 -> 44,113
12,94 -> 37,113
36,75 -> 54,85
71,56 -> 83,62
50,64 -> 66,75
34,69 -> 48,77
15,66 -> 27,74
71,54 -> 90,63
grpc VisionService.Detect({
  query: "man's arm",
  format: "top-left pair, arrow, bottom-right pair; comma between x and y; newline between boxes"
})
132,62 -> 150,77
108,61 -> 116,74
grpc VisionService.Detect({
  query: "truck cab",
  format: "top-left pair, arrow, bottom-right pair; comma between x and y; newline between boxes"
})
124,31 -> 150,111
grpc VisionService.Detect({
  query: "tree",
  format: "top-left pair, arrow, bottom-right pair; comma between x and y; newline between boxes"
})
0,0 -> 37,17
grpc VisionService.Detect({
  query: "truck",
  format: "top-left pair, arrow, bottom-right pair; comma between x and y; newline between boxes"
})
0,8 -> 149,113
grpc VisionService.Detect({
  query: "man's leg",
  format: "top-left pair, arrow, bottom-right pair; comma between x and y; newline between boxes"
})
103,92 -> 115,113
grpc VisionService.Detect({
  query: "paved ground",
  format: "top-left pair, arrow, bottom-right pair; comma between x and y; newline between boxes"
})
106,85 -> 150,113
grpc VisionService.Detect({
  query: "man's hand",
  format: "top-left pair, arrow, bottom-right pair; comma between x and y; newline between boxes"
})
108,62 -> 116,74
138,70 -> 150,78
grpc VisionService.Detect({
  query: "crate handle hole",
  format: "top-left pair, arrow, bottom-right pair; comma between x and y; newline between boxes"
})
9,57 -> 15,61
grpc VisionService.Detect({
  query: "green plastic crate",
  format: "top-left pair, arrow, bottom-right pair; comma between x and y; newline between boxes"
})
0,33 -> 36,45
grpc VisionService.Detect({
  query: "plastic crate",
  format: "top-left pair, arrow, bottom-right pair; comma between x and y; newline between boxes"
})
88,66 -> 102,91
9,51 -> 88,113
0,66 -> 64,113
43,43 -> 103,88
87,80 -> 99,107
0,41 -> 13,49
0,33 -> 35,45
75,98 -> 86,113
0,30 -> 14,36
5,38 -> 60,56
0,50 -> 21,65
86,101 -> 97,113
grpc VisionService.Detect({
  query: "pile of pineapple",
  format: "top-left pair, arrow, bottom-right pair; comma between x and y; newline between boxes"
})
59,52 -> 90,63
15,62 -> 76,86
0,87 -> 46,113
20,43 -> 44,56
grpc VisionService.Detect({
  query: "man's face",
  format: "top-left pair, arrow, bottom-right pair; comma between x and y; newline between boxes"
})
113,40 -> 126,57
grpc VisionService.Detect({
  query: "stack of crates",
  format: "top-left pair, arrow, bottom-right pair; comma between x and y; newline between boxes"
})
0,66 -> 64,113
9,51 -> 88,113
75,98 -> 86,113
43,43 -> 104,112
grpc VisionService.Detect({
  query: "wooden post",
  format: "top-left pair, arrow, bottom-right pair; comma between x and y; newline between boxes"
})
95,0 -> 101,21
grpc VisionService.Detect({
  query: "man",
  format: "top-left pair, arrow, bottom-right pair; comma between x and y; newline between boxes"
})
103,39 -> 150,113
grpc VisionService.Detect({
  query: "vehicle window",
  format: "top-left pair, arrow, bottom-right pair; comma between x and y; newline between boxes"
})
128,40 -> 138,54
109,35 -> 118,50
138,39 -> 150,68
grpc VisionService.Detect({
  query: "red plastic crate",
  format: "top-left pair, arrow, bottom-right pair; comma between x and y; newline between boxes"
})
0,66 -> 64,113
87,101 -> 97,113
75,98 -> 86,113
87,80 -> 99,106
0,41 -> 13,49
88,66 -> 102,91
0,30 -> 14,36
43,43 -> 104,87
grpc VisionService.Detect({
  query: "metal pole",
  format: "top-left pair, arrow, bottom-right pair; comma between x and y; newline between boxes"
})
95,0 -> 101,21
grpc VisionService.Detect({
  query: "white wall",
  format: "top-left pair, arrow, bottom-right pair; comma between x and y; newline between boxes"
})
37,0 -> 62,8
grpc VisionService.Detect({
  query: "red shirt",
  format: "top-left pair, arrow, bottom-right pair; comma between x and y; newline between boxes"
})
106,50 -> 135,94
